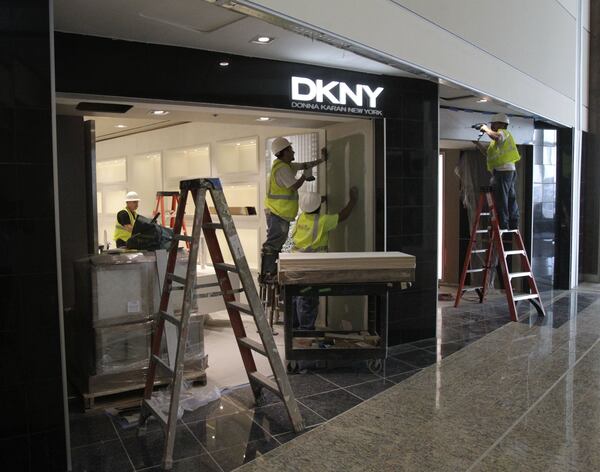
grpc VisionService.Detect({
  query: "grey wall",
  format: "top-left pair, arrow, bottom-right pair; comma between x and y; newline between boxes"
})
57,115 -> 96,308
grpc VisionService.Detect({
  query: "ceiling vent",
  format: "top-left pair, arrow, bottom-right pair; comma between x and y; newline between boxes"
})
76,102 -> 133,113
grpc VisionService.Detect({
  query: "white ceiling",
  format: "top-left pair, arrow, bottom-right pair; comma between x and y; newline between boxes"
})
56,96 -> 354,139
54,0 -> 531,119
53,0 -> 412,78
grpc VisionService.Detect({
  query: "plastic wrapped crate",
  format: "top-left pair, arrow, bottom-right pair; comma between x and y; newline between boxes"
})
75,252 -> 157,328
94,321 -> 151,375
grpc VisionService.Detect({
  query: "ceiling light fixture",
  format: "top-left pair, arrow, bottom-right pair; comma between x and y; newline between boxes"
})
251,35 -> 274,45
219,61 -> 230,67
477,98 -> 488,103
256,116 -> 272,122
149,110 -> 169,116
114,124 -> 128,129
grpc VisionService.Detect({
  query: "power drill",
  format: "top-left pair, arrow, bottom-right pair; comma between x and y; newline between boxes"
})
472,123 -> 486,138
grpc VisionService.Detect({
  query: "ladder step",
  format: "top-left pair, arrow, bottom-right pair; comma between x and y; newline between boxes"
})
462,286 -> 483,292
152,354 -> 174,376
466,268 -> 485,273
480,212 -> 490,216
500,229 -> 519,234
475,229 -> 489,234
249,372 -> 281,397
505,250 -> 525,256
174,234 -> 193,242
160,311 -> 181,328
142,398 -> 168,427
227,301 -> 253,315
238,337 -> 267,355
214,262 -> 238,273
509,271 -> 532,279
513,293 -> 539,302
472,249 -> 487,254
167,273 -> 187,285
203,222 -> 224,230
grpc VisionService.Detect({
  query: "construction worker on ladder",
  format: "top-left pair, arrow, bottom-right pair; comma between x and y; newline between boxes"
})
474,113 -> 521,230
260,137 -> 327,281
292,187 -> 358,331
114,191 -> 140,248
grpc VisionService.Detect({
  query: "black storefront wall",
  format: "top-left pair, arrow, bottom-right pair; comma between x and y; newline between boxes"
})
0,4 -> 67,472
54,33 -> 439,345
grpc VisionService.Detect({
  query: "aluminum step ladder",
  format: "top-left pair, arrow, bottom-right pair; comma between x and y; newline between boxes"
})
138,178 -> 304,470
455,186 -> 545,322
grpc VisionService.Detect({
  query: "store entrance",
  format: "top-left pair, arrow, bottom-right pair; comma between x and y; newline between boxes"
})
56,98 -> 375,405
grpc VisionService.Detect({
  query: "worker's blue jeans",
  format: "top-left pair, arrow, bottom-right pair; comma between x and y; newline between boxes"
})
294,295 -> 319,330
492,170 -> 520,230
261,211 -> 290,274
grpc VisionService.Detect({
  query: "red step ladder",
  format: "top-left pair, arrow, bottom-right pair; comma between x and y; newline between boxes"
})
455,186 -> 545,322
154,191 -> 190,248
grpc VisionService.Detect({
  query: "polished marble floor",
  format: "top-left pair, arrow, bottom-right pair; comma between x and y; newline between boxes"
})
69,287 -> 599,471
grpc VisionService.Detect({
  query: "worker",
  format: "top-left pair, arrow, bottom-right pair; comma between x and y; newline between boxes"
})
292,187 -> 358,331
114,191 -> 140,248
260,137 -> 327,281
474,113 -> 521,230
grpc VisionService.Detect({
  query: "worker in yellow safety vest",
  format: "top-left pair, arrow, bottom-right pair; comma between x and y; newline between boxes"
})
474,113 -> 521,230
291,187 -> 358,332
260,137 -> 327,280
114,191 -> 140,248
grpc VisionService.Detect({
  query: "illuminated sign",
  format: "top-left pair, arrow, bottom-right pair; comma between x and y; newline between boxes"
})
290,76 -> 384,116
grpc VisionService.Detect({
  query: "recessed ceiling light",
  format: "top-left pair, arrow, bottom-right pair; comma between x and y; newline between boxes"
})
477,98 -> 488,103
257,116 -> 272,122
114,124 -> 127,129
251,35 -> 274,45
149,110 -> 169,116
219,61 -> 230,67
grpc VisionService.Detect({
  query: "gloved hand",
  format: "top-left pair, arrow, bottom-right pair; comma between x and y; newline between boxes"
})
303,168 -> 315,181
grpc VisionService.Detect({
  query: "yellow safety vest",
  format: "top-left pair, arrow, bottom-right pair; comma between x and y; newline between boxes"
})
486,129 -> 521,171
113,207 -> 136,242
292,213 -> 339,252
265,159 -> 299,221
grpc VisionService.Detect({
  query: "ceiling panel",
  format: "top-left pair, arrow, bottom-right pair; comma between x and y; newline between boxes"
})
54,0 -> 413,78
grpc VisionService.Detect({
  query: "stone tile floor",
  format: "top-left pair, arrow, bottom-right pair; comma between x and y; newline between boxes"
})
69,287 -> 589,471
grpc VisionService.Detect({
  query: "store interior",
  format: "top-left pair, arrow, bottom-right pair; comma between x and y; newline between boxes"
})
56,97 -> 376,395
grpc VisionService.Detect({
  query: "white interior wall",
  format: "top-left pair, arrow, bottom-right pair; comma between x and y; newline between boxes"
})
239,0 -> 589,127
96,120 -> 322,269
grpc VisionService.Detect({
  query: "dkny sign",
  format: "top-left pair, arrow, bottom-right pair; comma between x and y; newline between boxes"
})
291,76 -> 384,116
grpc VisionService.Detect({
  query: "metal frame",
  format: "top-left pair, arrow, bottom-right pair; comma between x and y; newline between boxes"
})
282,282 -> 401,361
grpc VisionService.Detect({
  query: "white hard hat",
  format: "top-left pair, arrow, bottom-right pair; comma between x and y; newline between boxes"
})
490,113 -> 510,125
125,191 -> 140,202
299,192 -> 322,213
271,137 -> 292,156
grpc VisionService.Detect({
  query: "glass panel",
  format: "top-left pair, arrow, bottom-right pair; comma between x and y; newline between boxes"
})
213,137 -> 257,174
97,158 -> 127,184
97,191 -> 103,214
128,152 -> 162,216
